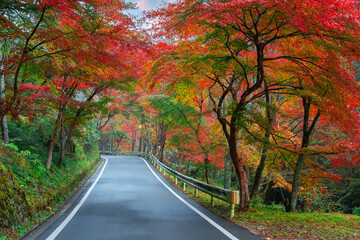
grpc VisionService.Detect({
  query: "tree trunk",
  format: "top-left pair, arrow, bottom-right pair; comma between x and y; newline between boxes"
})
224,150 -> 232,189
57,113 -> 66,166
157,123 -> 167,162
131,129 -> 136,152
115,137 -> 123,151
138,135 -> 143,152
0,49 -> 9,144
158,132 -> 166,162
250,82 -> 274,199
1,116 -> 9,144
46,110 -> 63,171
204,157 -> 211,184
142,140 -> 146,152
153,121 -> 159,156
288,153 -> 306,212
228,128 -> 250,210
59,112 -> 80,162
287,97 -> 321,212
250,132 -> 271,199
59,87 -> 102,163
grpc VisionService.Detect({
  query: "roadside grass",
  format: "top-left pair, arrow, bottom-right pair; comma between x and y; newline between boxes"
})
159,167 -> 360,240
0,144 -> 101,240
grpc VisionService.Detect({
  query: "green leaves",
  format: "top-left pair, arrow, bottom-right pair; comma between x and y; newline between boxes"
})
150,95 -> 197,127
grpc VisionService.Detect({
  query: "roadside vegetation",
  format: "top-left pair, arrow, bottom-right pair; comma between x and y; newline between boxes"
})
0,120 -> 101,239
157,163 -> 360,240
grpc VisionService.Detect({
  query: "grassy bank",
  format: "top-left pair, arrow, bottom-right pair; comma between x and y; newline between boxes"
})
158,164 -> 360,240
0,143 -> 101,239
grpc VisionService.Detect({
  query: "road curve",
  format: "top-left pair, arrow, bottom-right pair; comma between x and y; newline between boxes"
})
31,156 -> 263,240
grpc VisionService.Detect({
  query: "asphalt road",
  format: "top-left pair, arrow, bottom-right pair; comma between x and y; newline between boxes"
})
28,156 -> 263,240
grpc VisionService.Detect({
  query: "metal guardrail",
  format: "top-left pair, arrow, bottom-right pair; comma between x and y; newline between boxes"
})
100,151 -> 239,218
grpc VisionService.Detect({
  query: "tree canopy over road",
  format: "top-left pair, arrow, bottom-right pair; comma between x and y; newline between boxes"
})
1,0 -> 360,238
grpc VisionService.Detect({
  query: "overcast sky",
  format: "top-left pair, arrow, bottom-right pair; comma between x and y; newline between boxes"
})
126,0 -> 176,16
126,0 -> 175,28
127,0 -> 174,15
135,0 -> 165,11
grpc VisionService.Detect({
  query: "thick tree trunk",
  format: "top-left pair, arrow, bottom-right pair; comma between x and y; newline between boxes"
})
228,128 -> 250,210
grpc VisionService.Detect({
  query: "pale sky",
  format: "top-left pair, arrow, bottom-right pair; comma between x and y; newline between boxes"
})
127,0 -> 174,15
126,0 -> 175,28
136,0 -> 163,11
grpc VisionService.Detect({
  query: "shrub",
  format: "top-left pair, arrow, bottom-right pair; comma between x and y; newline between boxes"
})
353,207 -> 360,216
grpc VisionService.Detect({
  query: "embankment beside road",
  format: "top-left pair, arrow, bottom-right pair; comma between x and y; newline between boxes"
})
0,143 -> 101,239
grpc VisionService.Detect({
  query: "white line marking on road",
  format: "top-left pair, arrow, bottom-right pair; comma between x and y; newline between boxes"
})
46,157 -> 109,240
142,158 -> 240,240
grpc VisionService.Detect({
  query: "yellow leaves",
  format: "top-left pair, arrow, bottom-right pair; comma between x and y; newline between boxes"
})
46,206 -> 54,214
271,172 -> 292,191
238,139 -> 261,168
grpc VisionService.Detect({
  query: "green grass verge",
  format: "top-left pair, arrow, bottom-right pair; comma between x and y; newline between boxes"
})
157,166 -> 360,240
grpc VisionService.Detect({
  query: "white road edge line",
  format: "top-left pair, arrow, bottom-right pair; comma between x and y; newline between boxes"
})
142,158 -> 240,240
46,157 -> 109,240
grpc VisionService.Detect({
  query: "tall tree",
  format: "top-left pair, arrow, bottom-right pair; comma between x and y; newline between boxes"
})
148,0 -> 360,210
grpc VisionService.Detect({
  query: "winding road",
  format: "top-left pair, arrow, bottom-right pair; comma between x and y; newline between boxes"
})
24,155 -> 263,240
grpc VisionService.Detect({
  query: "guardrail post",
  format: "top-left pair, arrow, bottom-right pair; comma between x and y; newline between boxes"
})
229,190 -> 239,219
183,182 -> 186,191
230,204 -> 235,219
175,178 -> 178,185
195,188 -> 198,197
